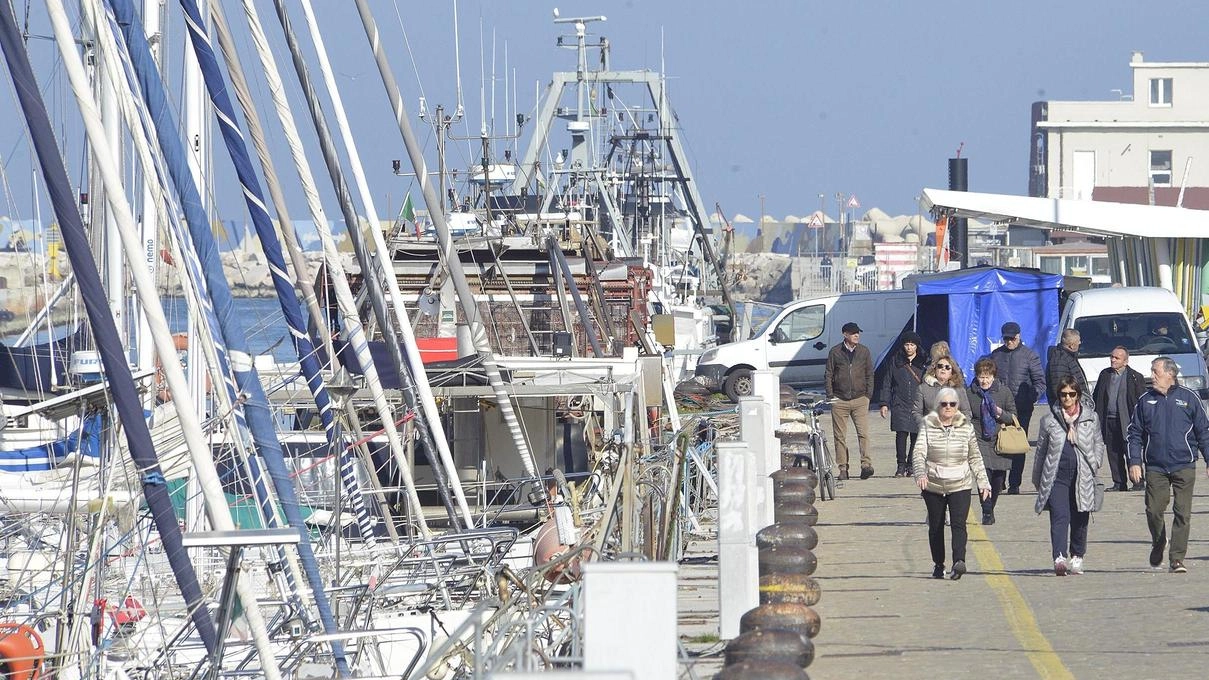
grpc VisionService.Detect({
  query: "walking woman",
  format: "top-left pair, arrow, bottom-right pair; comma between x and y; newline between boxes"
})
880,331 -> 927,477
915,353 -> 972,423
968,358 -> 1017,526
912,387 -> 992,580
1032,375 -> 1106,575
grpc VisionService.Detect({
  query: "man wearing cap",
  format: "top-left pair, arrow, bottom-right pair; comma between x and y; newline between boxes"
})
989,321 -> 1046,494
826,321 -> 876,480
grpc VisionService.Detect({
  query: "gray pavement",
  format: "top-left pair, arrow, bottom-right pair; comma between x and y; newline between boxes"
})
678,410 -> 1209,679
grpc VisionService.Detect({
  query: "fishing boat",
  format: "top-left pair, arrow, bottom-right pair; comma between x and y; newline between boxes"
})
0,3 -> 727,677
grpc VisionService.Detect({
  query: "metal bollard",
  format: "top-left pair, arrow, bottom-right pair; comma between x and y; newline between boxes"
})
758,545 -> 818,578
724,628 -> 815,669
759,573 -> 822,607
773,499 -> 818,525
714,660 -> 810,679
771,473 -> 817,506
772,466 -> 818,490
756,523 -> 818,552
740,601 -> 822,640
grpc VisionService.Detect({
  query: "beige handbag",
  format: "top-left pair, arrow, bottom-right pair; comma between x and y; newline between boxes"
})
995,415 -> 1030,454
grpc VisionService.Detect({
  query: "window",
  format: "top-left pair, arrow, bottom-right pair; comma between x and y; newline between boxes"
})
1151,150 -> 1173,187
773,305 -> 824,343
1150,77 -> 1173,106
1038,256 -> 1063,275
1091,256 -> 1111,277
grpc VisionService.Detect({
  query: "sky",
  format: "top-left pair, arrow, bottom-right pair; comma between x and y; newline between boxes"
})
3,0 -> 1209,231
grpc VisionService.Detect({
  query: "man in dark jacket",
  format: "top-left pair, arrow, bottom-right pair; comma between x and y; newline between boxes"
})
825,321 -> 874,480
1127,357 -> 1209,573
1094,346 -> 1147,491
1046,328 -> 1088,402
989,321 -> 1046,494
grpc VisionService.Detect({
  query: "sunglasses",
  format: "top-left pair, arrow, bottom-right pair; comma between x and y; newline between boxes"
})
1003,336 -> 1019,342
1059,391 -> 1078,398
939,401 -> 958,407
936,364 -> 953,370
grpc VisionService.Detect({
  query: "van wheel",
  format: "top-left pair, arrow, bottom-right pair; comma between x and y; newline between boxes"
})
723,369 -> 755,402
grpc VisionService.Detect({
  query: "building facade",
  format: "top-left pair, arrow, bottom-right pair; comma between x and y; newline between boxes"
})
1030,51 -> 1209,209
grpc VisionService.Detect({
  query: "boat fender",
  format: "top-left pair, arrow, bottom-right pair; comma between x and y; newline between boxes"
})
0,622 -> 45,680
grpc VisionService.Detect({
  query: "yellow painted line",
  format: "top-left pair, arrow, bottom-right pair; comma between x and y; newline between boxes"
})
966,521 -> 1074,680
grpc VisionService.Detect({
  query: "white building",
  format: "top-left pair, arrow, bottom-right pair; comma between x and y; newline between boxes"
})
1029,51 -> 1209,208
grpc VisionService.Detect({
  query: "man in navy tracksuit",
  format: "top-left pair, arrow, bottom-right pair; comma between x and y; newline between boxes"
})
1126,357 -> 1209,573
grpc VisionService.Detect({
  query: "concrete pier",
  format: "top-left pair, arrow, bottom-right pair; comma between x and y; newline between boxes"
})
678,410 -> 1209,679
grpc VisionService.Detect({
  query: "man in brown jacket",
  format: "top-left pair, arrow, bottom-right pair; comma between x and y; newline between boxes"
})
826,322 -> 875,479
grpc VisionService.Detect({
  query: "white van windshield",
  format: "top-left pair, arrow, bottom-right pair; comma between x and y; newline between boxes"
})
1072,312 -> 1195,358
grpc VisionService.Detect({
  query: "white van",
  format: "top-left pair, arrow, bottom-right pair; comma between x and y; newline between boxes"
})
1059,287 -> 1209,400
695,290 -> 915,400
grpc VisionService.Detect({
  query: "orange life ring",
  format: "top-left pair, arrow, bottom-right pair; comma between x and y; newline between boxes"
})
0,623 -> 45,680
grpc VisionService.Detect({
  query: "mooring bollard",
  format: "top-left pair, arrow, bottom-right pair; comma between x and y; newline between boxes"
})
714,659 -> 810,680
723,628 -> 814,669
773,499 -> 818,525
771,470 -> 817,506
739,601 -> 821,640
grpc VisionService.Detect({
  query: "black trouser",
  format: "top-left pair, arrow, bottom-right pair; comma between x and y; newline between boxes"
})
981,469 -> 1007,514
895,431 -> 919,467
923,489 -> 971,566
1008,401 -> 1035,490
1046,466 -> 1089,559
1104,416 -> 1129,490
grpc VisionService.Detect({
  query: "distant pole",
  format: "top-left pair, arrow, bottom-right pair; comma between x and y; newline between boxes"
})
948,154 -> 969,268
816,192 -> 824,257
835,192 -> 843,255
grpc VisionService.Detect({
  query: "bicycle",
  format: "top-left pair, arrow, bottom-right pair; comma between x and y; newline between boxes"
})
792,391 -> 839,501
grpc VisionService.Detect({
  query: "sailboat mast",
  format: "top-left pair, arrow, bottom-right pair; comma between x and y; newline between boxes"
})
0,0 -> 220,656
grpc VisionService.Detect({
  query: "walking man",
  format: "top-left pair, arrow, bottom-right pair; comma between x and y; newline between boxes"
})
1046,328 -> 1088,402
1127,357 -> 1209,573
989,321 -> 1046,494
826,321 -> 874,480
1093,346 -> 1146,491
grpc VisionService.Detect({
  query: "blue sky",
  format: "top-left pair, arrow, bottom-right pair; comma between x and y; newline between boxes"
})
3,1 -> 1209,230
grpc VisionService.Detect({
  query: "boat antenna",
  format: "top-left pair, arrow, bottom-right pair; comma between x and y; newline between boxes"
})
453,0 -> 465,118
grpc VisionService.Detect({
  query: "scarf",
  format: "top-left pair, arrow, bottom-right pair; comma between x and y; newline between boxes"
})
975,385 -> 997,440
1062,403 -> 1081,442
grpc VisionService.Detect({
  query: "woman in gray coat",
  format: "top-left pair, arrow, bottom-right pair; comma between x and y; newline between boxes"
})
968,358 -> 1018,526
912,387 -> 992,580
1032,375 -> 1106,576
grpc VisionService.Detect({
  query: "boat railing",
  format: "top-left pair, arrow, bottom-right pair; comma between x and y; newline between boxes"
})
277,626 -> 427,679
410,544 -> 596,679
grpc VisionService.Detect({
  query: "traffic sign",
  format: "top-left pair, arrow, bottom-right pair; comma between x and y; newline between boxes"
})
808,214 -> 824,228
847,195 -> 861,209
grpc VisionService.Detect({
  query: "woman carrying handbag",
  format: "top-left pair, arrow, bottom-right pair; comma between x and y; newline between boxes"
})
968,358 -> 1018,525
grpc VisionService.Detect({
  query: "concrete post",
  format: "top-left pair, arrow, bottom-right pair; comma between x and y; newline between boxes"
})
738,396 -> 776,528
583,562 -> 678,680
717,440 -> 759,638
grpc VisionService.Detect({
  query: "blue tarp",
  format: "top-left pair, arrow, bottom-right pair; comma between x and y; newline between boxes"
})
913,268 -> 1063,386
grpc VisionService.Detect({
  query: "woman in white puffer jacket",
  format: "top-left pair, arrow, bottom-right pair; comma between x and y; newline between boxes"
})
912,387 -> 992,580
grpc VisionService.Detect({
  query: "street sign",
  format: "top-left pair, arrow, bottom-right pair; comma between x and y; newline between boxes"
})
808,214 -> 824,228
847,195 -> 860,209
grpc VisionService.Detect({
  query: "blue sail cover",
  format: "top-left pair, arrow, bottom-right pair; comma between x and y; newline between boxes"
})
0,414 -> 103,471
913,267 -> 1063,383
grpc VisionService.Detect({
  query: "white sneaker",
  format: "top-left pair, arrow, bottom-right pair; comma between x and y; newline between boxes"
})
1069,556 -> 1084,575
1054,555 -> 1068,576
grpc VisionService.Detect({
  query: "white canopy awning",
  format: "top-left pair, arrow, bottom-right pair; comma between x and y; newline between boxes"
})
920,188 -> 1209,238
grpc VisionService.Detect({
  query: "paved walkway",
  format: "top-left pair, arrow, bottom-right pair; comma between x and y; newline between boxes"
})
678,411 -> 1209,679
